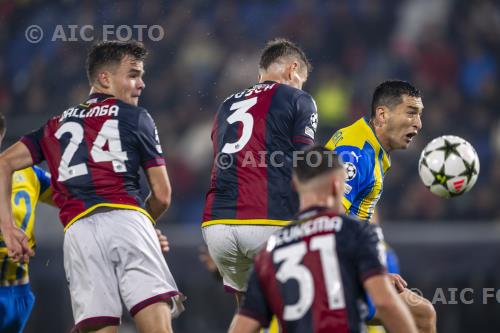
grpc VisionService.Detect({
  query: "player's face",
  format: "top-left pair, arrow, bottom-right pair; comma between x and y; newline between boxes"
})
109,55 -> 145,106
384,95 -> 423,151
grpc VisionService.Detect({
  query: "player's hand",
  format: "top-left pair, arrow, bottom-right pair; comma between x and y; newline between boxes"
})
155,228 -> 170,252
1,223 -> 34,262
388,273 -> 407,293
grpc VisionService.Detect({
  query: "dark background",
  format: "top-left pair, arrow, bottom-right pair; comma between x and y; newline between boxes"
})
1,0 -> 499,332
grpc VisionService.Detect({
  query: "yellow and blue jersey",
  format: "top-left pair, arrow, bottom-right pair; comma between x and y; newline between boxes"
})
325,117 -> 391,222
0,166 -> 51,283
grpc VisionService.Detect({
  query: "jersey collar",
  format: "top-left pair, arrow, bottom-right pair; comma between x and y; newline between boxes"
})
86,93 -> 115,103
294,205 -> 336,221
362,117 -> 391,171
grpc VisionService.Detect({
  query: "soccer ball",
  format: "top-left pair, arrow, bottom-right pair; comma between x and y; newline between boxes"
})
418,135 -> 480,198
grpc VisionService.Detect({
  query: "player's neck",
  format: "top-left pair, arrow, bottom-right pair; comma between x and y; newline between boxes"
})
89,86 -> 113,97
259,73 -> 284,85
299,193 -> 335,212
369,119 -> 392,153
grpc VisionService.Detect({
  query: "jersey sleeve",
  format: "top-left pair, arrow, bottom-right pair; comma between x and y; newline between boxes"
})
137,110 -> 166,170
332,144 -> 369,212
20,125 -> 46,165
33,166 -> 53,204
239,266 -> 273,327
292,93 -> 318,150
356,223 -> 387,282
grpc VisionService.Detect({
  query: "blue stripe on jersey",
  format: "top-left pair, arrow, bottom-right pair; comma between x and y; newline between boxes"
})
117,108 -> 145,205
266,85 -> 300,220
33,166 -> 50,194
350,143 -> 376,217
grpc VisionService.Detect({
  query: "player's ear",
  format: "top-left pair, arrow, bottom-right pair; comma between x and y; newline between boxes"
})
373,106 -> 388,127
287,61 -> 299,81
96,71 -> 112,89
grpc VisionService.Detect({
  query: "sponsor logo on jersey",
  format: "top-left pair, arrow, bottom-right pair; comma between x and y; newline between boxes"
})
350,151 -> 362,163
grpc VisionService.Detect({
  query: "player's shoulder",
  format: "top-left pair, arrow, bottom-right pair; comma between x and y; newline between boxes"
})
333,118 -> 371,149
13,168 -> 33,182
337,213 -> 379,240
112,101 -> 152,125
276,84 -> 314,107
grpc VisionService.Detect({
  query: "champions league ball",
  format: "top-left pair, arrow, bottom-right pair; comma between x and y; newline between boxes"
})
418,135 -> 480,198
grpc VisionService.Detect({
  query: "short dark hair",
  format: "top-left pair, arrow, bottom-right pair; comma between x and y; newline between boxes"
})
293,145 -> 343,183
86,40 -> 148,84
0,112 -> 5,137
371,80 -> 421,118
259,38 -> 312,74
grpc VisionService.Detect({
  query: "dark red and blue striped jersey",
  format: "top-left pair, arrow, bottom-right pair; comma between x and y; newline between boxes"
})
202,81 -> 318,227
240,207 -> 386,333
20,93 -> 165,230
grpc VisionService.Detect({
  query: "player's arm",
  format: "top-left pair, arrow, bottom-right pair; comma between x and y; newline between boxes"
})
144,165 -> 172,220
0,142 -> 36,261
292,93 -> 318,150
364,275 -> 417,333
230,257 -> 273,333
135,109 -> 171,220
228,315 -> 261,333
355,222 -> 416,332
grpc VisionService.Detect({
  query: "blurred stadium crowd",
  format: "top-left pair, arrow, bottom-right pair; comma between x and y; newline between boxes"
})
0,0 -> 498,223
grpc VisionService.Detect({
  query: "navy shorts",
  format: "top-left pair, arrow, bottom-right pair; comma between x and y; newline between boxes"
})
0,283 -> 35,333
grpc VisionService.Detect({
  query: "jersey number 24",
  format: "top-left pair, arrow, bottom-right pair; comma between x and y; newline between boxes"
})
55,120 -> 128,181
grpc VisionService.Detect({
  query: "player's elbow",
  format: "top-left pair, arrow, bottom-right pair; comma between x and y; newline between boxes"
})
0,158 -> 13,176
153,186 -> 171,211
373,295 -> 400,314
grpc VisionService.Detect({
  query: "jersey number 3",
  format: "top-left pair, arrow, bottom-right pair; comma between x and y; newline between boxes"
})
55,120 -> 128,181
273,234 -> 346,321
221,97 -> 257,154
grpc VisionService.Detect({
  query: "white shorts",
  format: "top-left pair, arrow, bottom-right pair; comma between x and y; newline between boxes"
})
63,209 -> 184,330
202,224 -> 281,292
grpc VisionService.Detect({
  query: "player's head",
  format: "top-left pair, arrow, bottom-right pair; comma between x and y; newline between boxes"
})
0,112 -> 5,149
370,80 -> 423,152
258,38 -> 311,89
86,40 -> 148,106
293,145 -> 346,211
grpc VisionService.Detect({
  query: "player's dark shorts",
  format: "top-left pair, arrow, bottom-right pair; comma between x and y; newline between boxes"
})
0,283 -> 35,333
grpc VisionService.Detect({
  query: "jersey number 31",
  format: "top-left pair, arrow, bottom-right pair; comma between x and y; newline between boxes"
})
273,234 -> 346,321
